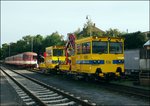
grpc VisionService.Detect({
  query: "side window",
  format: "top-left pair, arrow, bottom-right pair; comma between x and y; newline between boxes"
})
77,44 -> 82,54
46,49 -> 52,56
82,42 -> 91,54
23,54 -> 28,60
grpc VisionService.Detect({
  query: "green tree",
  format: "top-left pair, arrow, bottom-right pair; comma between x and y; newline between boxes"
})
1,43 -> 9,59
22,35 -> 33,52
104,28 -> 123,37
74,28 -> 81,39
16,40 -> 27,53
33,34 -> 44,54
75,19 -> 104,39
9,43 -> 18,56
1,32 -> 66,60
0,47 -> 3,60
147,33 -> 150,39
42,32 -> 65,51
122,31 -> 146,49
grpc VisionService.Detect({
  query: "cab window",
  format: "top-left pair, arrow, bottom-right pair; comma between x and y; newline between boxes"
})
92,41 -> 108,54
33,56 -> 37,60
109,42 -> 123,54
82,42 -> 91,54
53,49 -> 64,56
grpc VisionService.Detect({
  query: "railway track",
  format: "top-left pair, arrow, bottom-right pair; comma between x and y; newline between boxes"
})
27,68 -> 150,100
31,68 -> 150,100
30,67 -> 150,100
0,66 -> 96,106
98,82 -> 150,100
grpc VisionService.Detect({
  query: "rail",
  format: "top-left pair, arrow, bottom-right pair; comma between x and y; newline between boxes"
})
0,66 -> 96,106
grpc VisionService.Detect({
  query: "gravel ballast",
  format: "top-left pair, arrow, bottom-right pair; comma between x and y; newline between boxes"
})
13,69 -> 150,106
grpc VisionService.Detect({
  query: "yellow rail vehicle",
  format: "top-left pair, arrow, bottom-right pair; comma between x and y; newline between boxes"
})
39,46 -> 66,73
60,36 -> 124,80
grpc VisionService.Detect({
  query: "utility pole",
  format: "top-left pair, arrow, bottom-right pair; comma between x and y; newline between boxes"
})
8,43 -> 12,56
9,44 -> 10,56
126,29 -> 128,33
86,15 -> 92,36
31,37 -> 33,52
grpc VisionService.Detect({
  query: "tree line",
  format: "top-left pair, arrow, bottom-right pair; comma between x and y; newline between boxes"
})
0,32 -> 65,59
0,20 -> 149,60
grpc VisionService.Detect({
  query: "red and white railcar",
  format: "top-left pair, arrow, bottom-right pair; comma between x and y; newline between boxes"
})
5,52 -> 37,68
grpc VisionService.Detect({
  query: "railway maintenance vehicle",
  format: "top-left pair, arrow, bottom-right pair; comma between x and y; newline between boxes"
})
59,33 -> 125,80
38,46 -> 66,73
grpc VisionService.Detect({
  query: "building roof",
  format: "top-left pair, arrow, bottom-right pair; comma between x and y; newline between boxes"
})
78,26 -> 105,35
143,40 -> 150,46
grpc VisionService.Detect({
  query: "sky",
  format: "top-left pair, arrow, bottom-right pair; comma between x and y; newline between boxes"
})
1,1 -> 149,45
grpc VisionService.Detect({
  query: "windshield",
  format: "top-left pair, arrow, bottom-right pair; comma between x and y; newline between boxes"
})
109,42 -> 123,54
92,41 -> 108,54
53,49 -> 64,56
33,56 -> 37,60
